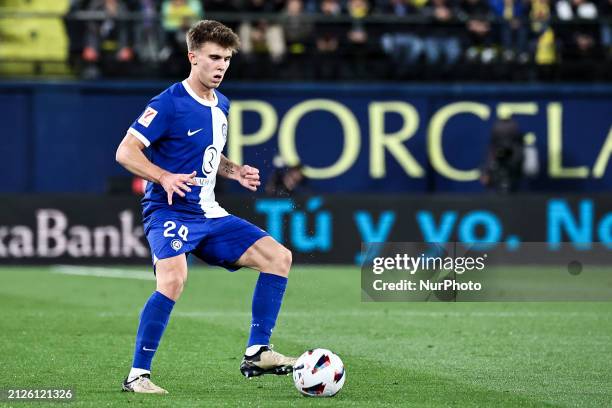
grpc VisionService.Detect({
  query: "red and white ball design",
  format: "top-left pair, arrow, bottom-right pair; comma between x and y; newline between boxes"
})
292,348 -> 346,397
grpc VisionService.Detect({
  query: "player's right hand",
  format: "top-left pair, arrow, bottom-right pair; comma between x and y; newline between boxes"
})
159,171 -> 196,205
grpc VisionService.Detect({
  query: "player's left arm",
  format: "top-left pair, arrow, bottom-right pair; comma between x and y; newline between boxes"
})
219,154 -> 260,192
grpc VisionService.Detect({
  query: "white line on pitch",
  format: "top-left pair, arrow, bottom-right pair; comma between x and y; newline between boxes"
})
51,265 -> 154,281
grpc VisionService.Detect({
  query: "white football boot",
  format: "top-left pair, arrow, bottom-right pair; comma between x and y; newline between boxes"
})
122,374 -> 168,394
240,345 -> 297,378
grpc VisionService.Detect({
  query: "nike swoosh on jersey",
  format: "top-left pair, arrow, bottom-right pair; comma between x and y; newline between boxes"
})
142,347 -> 156,351
187,128 -> 203,136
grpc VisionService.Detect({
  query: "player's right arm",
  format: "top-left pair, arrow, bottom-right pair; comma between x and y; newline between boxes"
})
117,95 -> 196,205
115,133 -> 195,205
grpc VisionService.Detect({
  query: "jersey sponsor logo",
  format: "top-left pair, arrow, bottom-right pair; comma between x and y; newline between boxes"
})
193,177 -> 214,186
187,128 -> 203,137
202,146 -> 218,176
221,123 -> 227,141
137,107 -> 158,128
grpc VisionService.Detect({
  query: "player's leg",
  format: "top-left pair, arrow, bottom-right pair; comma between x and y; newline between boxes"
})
236,236 -> 291,348
189,215 -> 294,377
233,236 -> 296,377
122,254 -> 188,394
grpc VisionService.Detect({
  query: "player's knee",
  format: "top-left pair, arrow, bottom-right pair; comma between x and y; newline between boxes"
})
157,274 -> 186,300
274,246 -> 292,277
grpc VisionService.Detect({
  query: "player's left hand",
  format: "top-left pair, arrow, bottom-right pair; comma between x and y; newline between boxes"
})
238,165 -> 260,191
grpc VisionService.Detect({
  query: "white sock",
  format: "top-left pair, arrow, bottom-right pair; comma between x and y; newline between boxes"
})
127,367 -> 150,382
245,344 -> 267,357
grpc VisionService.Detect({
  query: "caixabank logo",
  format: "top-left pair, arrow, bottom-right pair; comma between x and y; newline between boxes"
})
0,207 -> 149,263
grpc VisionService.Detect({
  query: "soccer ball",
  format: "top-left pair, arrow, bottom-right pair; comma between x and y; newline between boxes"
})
292,348 -> 345,397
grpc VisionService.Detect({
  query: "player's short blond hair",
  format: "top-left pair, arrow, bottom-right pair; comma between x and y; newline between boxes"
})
187,20 -> 240,52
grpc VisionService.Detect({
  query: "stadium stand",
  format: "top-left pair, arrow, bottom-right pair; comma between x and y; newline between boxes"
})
0,0 -> 611,81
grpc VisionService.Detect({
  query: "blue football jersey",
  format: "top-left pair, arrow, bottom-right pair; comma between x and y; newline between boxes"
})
128,80 -> 230,219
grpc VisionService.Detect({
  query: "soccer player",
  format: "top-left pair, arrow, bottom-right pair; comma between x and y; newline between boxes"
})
115,20 -> 296,394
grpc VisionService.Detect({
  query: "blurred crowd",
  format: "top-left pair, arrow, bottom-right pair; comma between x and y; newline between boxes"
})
65,0 -> 612,80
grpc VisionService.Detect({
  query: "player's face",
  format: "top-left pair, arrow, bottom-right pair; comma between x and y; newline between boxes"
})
190,42 -> 233,89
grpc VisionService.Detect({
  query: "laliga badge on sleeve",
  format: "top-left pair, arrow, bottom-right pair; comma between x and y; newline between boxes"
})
138,106 -> 158,128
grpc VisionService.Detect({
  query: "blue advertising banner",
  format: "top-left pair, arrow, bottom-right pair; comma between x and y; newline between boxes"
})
0,194 -> 610,265
0,82 -> 610,192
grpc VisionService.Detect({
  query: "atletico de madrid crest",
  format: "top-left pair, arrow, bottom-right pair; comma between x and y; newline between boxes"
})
171,239 -> 183,251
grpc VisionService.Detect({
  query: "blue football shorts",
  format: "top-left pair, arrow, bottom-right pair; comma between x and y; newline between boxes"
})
143,212 -> 268,271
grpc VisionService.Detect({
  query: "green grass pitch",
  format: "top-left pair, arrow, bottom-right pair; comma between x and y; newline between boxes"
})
1,265 -> 611,407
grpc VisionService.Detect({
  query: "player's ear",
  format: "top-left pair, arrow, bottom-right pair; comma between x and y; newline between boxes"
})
187,51 -> 197,66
